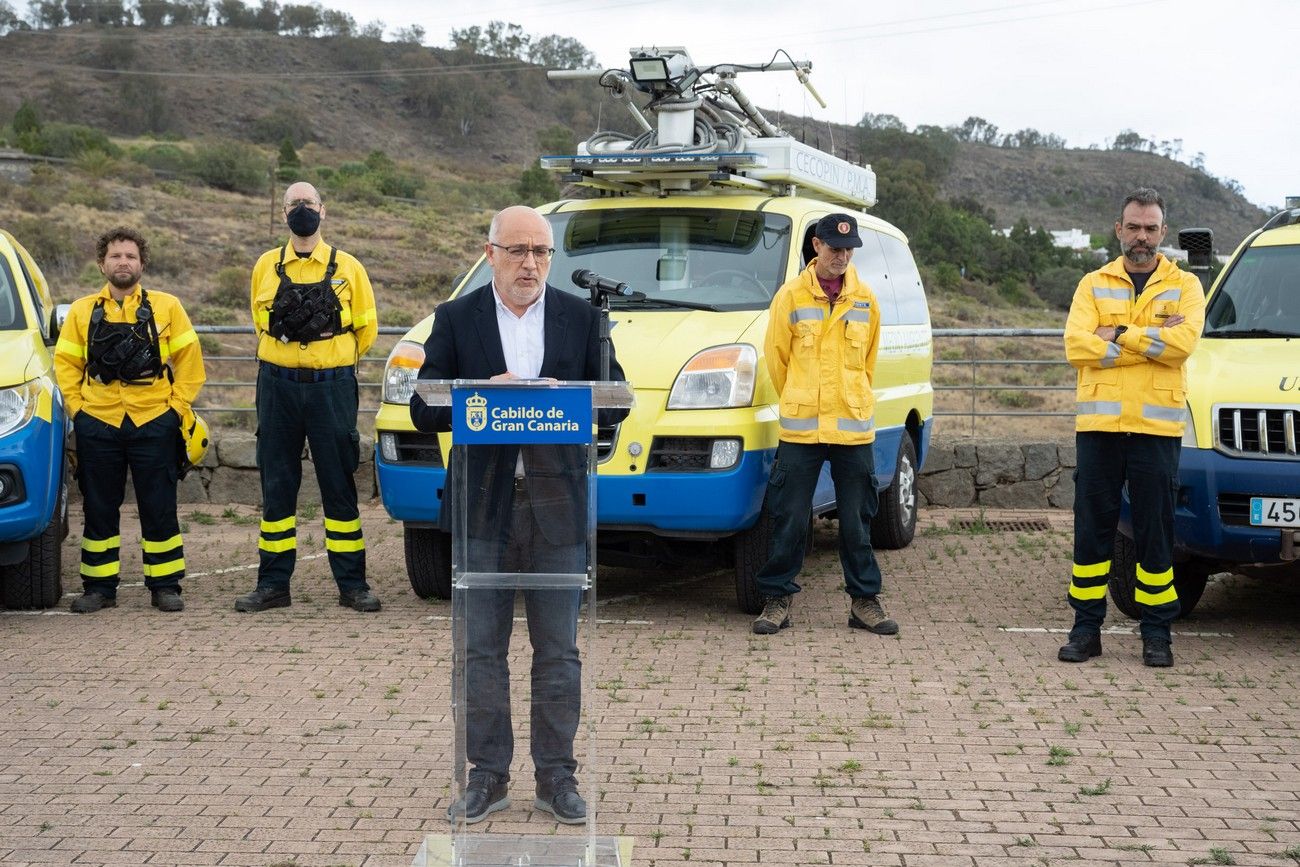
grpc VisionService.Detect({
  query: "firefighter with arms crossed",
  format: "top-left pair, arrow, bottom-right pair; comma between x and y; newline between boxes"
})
1059,188 -> 1205,667
236,181 -> 380,613
55,226 -> 206,613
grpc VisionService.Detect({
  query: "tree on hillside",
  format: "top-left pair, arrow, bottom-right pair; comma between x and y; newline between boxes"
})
213,0 -> 255,26
136,0 -> 168,26
0,0 -> 27,33
168,1 -> 210,26
529,33 -> 596,69
319,7 -> 352,36
392,23 -> 424,44
857,112 -> 907,131
951,116 -> 999,145
450,20 -> 597,68
27,0 -> 66,27
1111,129 -> 1145,151
280,2 -> 320,36
252,0 -> 279,31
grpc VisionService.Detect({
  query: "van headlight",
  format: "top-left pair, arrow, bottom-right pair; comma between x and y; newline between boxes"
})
0,380 -> 42,437
383,339 -> 426,404
667,344 -> 757,410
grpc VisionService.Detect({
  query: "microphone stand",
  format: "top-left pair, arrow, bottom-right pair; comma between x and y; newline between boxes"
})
589,286 -> 612,381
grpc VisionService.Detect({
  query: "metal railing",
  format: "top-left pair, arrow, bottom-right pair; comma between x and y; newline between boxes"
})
191,326 -> 1075,431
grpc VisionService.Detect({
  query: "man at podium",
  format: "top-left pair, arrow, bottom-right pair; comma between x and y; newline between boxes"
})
410,205 -> 627,826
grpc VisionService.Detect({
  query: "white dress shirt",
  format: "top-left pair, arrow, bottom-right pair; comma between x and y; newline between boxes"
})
492,282 -> 546,378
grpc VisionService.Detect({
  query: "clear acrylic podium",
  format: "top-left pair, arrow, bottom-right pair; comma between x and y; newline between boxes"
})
410,379 -> 634,867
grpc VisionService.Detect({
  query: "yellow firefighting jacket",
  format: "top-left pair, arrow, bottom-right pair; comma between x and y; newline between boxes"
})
54,284 -> 206,428
251,239 -> 378,368
765,260 -> 881,445
1064,254 -> 1205,436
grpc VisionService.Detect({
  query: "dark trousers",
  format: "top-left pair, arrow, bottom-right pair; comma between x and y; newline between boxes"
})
254,367 -> 367,594
1070,431 -> 1181,641
74,410 -> 183,596
456,484 -> 583,790
755,440 -> 882,599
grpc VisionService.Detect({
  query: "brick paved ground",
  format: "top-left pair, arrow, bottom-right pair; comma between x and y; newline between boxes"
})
1,503 -> 1298,866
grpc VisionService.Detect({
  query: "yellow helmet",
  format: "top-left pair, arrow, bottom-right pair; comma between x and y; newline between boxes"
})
180,413 -> 210,476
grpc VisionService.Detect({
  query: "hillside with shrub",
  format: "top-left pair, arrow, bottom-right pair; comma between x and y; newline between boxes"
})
0,9 -> 1270,334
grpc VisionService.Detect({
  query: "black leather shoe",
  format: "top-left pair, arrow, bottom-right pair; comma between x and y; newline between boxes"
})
446,777 -> 509,824
1058,633 -> 1102,662
150,588 -> 184,612
534,788 -> 587,825
234,587 -> 291,612
338,589 -> 381,612
1142,637 -> 1173,667
70,592 -> 116,614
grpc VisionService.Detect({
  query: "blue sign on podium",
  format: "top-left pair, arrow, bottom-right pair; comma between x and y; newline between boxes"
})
451,384 -> 593,445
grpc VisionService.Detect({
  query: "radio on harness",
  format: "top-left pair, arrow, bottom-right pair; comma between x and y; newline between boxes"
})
268,246 -> 351,345
85,288 -> 164,385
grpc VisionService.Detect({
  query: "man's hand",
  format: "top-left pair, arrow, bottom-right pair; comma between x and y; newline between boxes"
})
489,372 -> 519,382
1094,325 -> 1119,342
1161,313 -> 1185,328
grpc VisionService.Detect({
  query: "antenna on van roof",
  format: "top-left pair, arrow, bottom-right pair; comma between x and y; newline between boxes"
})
542,46 -> 877,209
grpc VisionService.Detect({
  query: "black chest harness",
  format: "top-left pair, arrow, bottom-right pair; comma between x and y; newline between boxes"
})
268,246 -> 352,345
85,288 -> 165,386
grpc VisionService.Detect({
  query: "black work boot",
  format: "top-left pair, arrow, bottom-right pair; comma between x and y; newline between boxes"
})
70,592 -> 116,614
150,587 -> 184,612
234,587 -> 291,612
1058,633 -> 1102,663
1142,636 -> 1173,667
446,775 -> 509,824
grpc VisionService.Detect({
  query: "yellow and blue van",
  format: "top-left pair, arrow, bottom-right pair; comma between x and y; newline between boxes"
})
1110,207 -> 1300,616
373,48 -> 934,611
0,229 -> 68,609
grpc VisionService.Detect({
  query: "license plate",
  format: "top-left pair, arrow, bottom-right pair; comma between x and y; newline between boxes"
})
1250,497 -> 1300,528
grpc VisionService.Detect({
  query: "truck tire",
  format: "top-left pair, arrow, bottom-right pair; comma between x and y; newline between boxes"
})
405,525 -> 451,600
733,501 -> 772,615
1,477 -> 65,610
1109,533 -> 1208,620
871,435 -> 918,550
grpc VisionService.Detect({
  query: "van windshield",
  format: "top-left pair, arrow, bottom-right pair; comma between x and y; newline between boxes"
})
461,209 -> 792,312
1204,244 -> 1300,337
0,257 -> 28,332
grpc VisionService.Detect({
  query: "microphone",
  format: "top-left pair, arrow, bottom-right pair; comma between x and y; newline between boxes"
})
572,268 -> 635,296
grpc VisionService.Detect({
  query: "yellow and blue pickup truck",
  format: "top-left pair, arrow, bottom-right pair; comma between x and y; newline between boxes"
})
1110,207 -> 1300,616
0,228 -> 68,609
373,47 -> 934,612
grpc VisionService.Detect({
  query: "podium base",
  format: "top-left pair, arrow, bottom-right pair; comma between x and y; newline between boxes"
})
412,834 -> 633,867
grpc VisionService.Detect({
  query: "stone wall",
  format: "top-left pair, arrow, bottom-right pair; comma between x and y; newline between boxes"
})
918,439 -> 1076,510
92,432 -> 1076,510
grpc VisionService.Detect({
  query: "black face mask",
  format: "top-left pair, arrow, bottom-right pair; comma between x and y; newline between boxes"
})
286,203 -> 322,237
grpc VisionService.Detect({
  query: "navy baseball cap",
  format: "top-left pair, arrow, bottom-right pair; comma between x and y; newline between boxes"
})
814,213 -> 862,248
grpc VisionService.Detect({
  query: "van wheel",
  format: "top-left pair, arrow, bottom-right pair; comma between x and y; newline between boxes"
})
733,502 -> 772,615
0,477 -> 65,610
405,526 -> 451,600
871,435 -> 918,550
1108,534 -> 1208,620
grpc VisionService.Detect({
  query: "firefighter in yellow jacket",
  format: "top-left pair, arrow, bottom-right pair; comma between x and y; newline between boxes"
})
751,214 -> 899,636
236,181 -> 380,613
1060,188 -> 1205,667
54,226 -> 206,614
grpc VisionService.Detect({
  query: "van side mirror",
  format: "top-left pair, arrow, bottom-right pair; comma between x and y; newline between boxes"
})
1178,228 -> 1213,272
52,304 -> 70,342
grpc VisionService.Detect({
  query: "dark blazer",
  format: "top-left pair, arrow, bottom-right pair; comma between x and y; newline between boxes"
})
409,283 -> 628,546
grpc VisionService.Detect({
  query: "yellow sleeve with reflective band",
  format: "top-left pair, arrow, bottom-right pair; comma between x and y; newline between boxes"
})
53,300 -> 89,418
862,286 -> 881,389
1117,271 -> 1206,368
1063,276 -> 1143,370
347,255 -> 378,356
764,287 -> 793,396
160,296 -> 206,420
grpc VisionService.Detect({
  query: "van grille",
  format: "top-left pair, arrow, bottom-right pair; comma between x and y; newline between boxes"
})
1213,404 -> 1300,459
596,423 -> 618,463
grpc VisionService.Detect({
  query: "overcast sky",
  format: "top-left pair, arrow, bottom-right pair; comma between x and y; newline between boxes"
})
331,0 -> 1295,211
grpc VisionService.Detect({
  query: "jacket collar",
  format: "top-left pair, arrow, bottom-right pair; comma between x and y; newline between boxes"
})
1099,253 -> 1179,286
799,260 -> 868,301
282,238 -> 330,265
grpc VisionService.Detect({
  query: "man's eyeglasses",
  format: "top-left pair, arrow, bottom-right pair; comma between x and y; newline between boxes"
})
490,243 -> 554,263
285,199 -> 321,210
